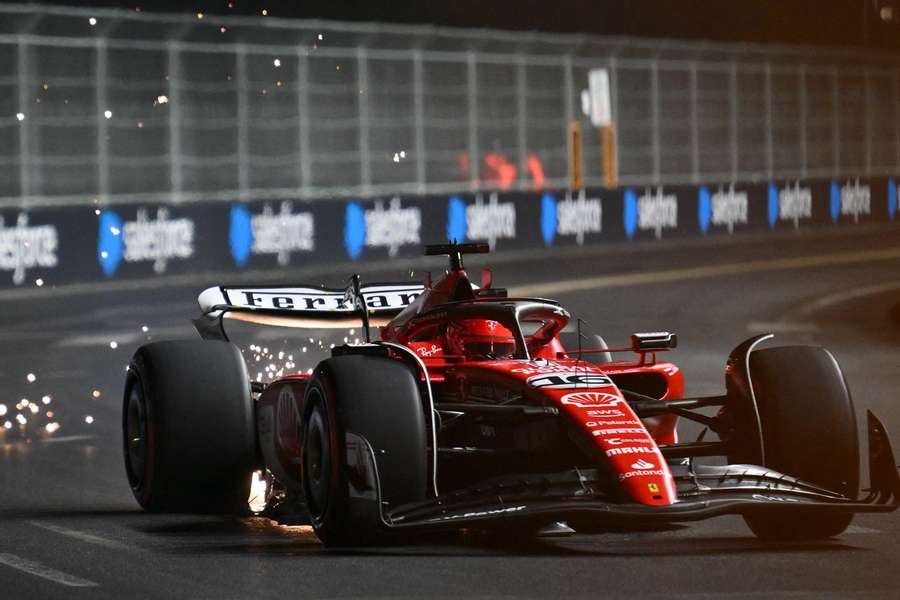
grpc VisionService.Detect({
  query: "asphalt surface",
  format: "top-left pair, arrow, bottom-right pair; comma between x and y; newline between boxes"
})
1,227 -> 899,599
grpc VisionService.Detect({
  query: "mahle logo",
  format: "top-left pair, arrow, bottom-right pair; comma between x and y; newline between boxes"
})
0,213 -> 58,285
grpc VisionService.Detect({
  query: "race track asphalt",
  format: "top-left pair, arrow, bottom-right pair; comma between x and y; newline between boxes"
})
1,226 -> 899,599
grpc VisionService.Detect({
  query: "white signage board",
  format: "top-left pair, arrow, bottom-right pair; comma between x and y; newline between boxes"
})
588,68 -> 612,127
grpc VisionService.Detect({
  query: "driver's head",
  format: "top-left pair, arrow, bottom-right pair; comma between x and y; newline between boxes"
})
445,319 -> 516,359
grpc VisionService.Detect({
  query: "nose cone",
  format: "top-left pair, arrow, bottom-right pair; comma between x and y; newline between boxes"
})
556,388 -> 677,505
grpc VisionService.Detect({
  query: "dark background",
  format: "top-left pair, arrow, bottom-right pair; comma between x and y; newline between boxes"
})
27,0 -> 900,52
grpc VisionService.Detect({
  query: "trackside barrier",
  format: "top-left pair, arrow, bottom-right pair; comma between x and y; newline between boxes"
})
0,177 -> 897,290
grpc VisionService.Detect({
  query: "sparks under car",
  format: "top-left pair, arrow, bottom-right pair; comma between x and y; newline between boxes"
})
122,243 -> 900,545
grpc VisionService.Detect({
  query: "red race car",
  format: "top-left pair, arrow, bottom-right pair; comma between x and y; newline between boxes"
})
122,243 -> 900,545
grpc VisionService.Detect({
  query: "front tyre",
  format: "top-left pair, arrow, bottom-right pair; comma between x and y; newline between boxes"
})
302,355 -> 428,546
738,345 -> 859,540
123,340 -> 256,513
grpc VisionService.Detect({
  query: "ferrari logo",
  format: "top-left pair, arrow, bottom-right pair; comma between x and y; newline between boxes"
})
648,483 -> 660,493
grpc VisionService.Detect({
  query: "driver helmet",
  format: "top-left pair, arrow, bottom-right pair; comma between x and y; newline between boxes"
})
445,319 -> 516,359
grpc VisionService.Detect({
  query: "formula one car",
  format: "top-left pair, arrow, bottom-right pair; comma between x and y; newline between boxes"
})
122,243 -> 900,545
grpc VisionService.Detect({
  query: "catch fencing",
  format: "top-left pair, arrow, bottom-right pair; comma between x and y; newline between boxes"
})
1,3 -> 899,206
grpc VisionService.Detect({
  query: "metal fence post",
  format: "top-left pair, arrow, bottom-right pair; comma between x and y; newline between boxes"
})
689,61 -> 699,184
563,55 -> 575,187
799,64 -> 808,179
764,62 -> 774,179
729,61 -> 738,182
357,47 -> 371,194
516,56 -> 528,189
412,50 -> 426,194
832,66 -> 841,176
95,38 -> 109,201
467,51 -> 479,190
864,67 -> 872,176
650,59 -> 660,185
296,49 -> 310,192
895,71 -> 900,172
17,36 -> 30,199
167,42 -> 182,200
236,45 -> 249,201
609,55 -> 619,186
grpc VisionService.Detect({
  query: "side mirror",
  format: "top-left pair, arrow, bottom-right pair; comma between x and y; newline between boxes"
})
481,268 -> 493,289
631,331 -> 677,351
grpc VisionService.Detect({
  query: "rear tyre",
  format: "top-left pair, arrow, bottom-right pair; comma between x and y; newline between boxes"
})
302,355 -> 428,546
736,346 -> 859,540
123,340 -> 256,513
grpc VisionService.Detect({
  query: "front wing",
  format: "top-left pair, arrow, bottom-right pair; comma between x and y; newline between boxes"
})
371,412 -> 900,531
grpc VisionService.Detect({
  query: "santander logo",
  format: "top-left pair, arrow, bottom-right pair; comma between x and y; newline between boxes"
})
631,459 -> 655,470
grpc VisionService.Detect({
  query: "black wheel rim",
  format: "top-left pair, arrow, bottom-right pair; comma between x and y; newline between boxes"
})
124,379 -> 149,490
303,393 -> 332,521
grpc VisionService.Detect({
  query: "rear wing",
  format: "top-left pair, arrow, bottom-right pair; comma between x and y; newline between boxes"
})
194,281 -> 424,342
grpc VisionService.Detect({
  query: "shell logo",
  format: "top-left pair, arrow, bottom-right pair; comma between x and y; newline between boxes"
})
560,391 -> 623,408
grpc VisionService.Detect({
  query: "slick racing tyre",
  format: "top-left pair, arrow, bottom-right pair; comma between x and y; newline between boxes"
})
123,340 -> 256,513
738,345 -> 859,540
302,355 -> 428,546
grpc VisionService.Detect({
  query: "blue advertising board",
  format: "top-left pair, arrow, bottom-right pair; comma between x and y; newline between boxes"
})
0,176 -> 895,290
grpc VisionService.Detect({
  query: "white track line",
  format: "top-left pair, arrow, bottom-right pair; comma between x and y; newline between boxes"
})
509,246 -> 900,298
745,321 -> 821,334
28,521 -> 135,551
792,279 -> 900,317
844,525 -> 882,534
0,552 -> 99,587
38,435 -> 96,444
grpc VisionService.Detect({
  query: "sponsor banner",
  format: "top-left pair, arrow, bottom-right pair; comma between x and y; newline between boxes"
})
446,192 -> 520,250
0,176 -> 897,290
343,196 -> 434,261
98,207 -> 196,277
540,189 -> 604,247
229,201 -> 315,268
698,184 -> 751,234
0,211 -> 59,286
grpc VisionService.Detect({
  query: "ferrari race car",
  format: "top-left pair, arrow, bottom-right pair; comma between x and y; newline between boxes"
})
122,243 -> 900,545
